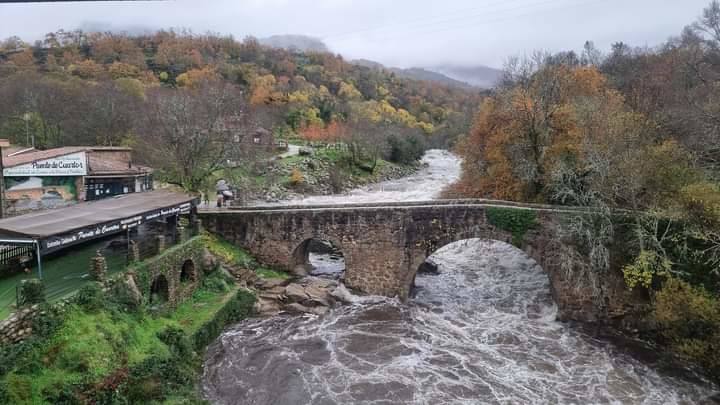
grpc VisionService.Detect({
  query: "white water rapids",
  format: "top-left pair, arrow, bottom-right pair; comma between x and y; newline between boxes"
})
202,150 -> 719,404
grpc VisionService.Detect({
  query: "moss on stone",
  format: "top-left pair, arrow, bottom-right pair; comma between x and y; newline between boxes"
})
486,207 -> 538,247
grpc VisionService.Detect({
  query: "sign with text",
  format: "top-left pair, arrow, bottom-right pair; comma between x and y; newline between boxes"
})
4,152 -> 87,177
41,200 -> 196,253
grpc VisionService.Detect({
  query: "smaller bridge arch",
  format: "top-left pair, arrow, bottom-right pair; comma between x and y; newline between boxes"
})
150,274 -> 170,304
180,259 -> 197,283
292,237 -> 345,275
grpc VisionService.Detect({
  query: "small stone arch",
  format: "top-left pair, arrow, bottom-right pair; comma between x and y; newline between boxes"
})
150,274 -> 169,304
180,259 -> 197,283
291,237 -> 345,276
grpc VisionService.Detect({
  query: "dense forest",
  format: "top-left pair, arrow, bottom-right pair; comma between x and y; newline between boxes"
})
0,29 -> 481,189
451,1 -> 720,381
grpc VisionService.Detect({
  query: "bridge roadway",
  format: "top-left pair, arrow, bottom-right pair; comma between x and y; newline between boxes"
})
198,198 -> 603,215
199,198 -> 636,323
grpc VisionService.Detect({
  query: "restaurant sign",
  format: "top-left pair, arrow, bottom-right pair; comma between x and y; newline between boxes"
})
4,152 -> 87,177
41,200 -> 195,252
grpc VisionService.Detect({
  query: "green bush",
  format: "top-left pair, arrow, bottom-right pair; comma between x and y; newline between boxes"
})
486,207 -> 538,246
387,133 -> 427,165
17,278 -> 45,306
654,277 -> 720,381
75,283 -> 105,313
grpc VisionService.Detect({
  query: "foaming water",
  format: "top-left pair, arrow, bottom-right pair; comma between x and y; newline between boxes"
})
263,149 -> 461,205
202,240 -> 717,404
203,150 -> 718,404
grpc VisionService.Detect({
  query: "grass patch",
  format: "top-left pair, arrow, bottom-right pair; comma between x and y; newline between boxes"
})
0,272 -> 253,404
256,267 -> 290,280
204,234 -> 290,280
203,233 -> 257,268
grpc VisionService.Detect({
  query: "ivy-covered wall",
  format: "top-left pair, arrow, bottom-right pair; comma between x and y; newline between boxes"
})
127,236 -> 207,307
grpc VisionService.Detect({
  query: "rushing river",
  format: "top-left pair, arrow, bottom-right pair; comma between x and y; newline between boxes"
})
202,150 -> 718,404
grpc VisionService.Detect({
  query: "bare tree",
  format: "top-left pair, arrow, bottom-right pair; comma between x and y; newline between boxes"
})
135,82 -> 246,191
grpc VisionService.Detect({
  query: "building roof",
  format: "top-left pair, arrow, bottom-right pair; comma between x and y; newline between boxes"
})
0,190 -> 197,252
87,154 -> 152,176
3,146 -> 133,169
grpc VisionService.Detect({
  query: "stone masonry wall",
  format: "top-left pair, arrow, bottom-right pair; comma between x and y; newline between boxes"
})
0,305 -> 40,345
200,203 -> 646,324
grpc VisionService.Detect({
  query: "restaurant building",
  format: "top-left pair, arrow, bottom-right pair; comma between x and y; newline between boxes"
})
3,146 -> 152,212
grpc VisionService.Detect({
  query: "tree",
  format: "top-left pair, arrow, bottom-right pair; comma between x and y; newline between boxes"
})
135,82 -> 245,191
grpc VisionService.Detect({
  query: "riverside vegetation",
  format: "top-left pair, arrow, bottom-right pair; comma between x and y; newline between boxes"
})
448,1 -> 720,383
0,234 -> 260,404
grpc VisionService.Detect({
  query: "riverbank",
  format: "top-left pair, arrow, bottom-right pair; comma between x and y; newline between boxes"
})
212,146 -> 421,205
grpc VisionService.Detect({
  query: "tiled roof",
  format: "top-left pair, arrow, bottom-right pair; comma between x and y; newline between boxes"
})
88,154 -> 151,175
3,147 -> 88,168
3,146 -> 134,169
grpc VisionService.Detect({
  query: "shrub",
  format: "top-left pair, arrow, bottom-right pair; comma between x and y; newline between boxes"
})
622,250 -> 672,290
191,290 -> 255,351
17,278 -> 45,306
654,277 -> 720,380
290,168 -> 304,186
75,283 -> 105,313
387,133 -> 426,165
486,207 -> 538,246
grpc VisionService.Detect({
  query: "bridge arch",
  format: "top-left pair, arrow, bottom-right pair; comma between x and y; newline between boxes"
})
180,259 -> 197,283
292,237 -> 345,276
407,238 -> 549,299
150,274 -> 169,304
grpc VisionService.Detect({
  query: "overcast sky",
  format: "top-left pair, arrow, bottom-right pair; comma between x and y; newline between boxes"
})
0,0 -> 710,68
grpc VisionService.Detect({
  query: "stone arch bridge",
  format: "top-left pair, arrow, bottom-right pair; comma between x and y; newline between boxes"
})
200,200 -> 639,323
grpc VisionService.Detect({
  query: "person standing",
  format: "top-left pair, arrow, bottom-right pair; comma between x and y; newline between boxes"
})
216,179 -> 230,208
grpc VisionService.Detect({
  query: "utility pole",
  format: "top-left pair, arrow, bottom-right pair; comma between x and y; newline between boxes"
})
0,139 -> 9,219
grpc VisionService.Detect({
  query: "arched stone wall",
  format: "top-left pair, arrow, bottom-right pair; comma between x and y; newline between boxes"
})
150,274 -> 169,304
180,259 -> 197,283
200,202 -> 644,324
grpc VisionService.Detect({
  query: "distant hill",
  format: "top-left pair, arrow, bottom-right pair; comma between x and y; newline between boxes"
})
259,35 -> 329,53
428,64 -> 503,89
352,59 -> 473,89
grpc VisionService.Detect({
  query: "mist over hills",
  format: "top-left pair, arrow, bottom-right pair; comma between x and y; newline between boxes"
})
259,35 -> 329,53
261,34 -> 502,89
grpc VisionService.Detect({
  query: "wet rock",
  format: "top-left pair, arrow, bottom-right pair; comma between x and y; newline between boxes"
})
291,265 -> 310,277
330,284 -> 355,304
304,284 -> 333,307
255,299 -> 282,316
285,303 -> 328,316
255,277 -> 291,290
284,283 -> 309,303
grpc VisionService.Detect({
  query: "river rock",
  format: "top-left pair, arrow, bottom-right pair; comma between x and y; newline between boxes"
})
330,284 -> 355,304
255,299 -> 282,316
304,284 -> 333,307
284,283 -> 308,303
256,277 -> 291,290
291,265 -> 310,277
285,303 -> 328,316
